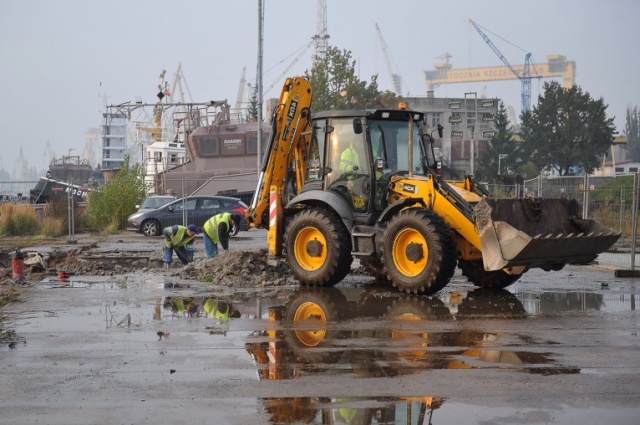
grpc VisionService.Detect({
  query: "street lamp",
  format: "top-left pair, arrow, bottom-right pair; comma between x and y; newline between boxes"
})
498,153 -> 508,175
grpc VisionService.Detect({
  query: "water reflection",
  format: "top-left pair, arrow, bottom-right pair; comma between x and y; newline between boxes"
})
162,296 -> 241,321
260,396 -> 444,425
245,286 -> 578,383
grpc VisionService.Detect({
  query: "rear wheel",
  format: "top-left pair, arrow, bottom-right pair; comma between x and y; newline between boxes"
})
284,208 -> 353,287
141,220 -> 160,237
381,209 -> 456,295
458,260 -> 525,289
359,258 -> 389,283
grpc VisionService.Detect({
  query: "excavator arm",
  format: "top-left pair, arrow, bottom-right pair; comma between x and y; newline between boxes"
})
246,77 -> 313,255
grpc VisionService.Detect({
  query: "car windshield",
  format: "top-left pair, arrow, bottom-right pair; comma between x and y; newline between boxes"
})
368,119 -> 427,175
170,198 -> 197,211
141,197 -> 174,209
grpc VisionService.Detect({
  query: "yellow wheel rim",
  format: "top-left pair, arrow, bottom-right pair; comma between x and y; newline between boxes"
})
293,301 -> 327,347
392,228 -> 428,277
392,312 -> 428,361
293,226 -> 327,271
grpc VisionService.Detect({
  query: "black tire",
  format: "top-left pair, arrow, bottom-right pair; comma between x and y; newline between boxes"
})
359,258 -> 390,283
283,288 -> 347,364
141,219 -> 160,237
456,287 -> 526,319
284,208 -> 353,287
458,260 -> 525,289
383,296 -> 452,369
381,209 -> 457,295
229,222 -> 239,237
385,295 -> 452,322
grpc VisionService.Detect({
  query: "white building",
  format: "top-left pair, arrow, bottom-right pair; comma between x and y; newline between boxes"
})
101,112 -> 127,171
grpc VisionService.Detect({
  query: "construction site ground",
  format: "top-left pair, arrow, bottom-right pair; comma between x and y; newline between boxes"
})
1,229 -> 639,424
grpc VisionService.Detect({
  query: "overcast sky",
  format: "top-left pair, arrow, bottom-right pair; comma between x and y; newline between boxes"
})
1,0 -> 638,175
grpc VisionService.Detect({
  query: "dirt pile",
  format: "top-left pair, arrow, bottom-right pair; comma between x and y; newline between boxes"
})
171,249 -> 294,287
1,244 -> 296,288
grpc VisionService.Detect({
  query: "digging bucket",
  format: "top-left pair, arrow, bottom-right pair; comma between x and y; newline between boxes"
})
475,197 -> 621,272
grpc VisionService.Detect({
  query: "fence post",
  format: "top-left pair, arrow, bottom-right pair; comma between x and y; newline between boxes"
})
620,185 -> 626,238
582,175 -> 589,218
631,172 -> 639,270
538,173 -> 542,198
67,178 -> 76,244
181,177 -> 187,226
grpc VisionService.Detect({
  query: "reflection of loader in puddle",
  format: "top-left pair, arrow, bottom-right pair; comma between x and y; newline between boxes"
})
259,395 -> 443,425
245,286 -> 579,423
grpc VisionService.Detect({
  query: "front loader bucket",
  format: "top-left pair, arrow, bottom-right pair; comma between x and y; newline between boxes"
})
475,198 -> 621,272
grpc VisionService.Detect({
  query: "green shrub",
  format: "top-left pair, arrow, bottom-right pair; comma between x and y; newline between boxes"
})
86,156 -> 149,232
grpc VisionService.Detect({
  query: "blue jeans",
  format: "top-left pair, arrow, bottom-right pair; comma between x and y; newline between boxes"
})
203,234 -> 219,258
163,245 -> 190,264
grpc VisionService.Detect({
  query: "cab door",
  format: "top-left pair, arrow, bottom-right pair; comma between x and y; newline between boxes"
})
324,118 -> 371,213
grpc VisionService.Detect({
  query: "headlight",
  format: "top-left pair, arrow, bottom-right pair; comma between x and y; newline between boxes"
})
128,212 -> 144,222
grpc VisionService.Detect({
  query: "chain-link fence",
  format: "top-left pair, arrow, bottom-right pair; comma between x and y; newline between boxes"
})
3,173 -> 639,269
487,173 -> 640,270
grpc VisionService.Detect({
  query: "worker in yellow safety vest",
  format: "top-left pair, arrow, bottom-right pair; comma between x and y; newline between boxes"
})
203,212 -> 241,258
202,298 -> 240,321
163,224 -> 198,265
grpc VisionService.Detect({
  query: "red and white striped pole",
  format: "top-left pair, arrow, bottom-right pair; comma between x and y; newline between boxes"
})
267,185 -> 283,256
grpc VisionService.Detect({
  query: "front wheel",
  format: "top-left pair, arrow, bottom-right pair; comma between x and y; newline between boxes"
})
284,208 -> 352,287
381,209 -> 457,295
458,260 -> 525,289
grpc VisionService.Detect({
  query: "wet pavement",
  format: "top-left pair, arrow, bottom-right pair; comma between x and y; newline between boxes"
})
1,230 -> 640,424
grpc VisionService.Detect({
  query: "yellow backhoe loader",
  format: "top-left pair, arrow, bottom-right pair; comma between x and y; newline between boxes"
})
246,76 -> 620,294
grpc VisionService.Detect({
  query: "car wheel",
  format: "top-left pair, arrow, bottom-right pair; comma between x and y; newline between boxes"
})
141,220 -> 160,237
229,222 -> 239,237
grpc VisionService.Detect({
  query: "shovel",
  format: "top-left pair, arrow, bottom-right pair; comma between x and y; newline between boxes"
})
173,246 -> 190,265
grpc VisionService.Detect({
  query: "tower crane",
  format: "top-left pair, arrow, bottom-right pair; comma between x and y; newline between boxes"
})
375,23 -> 403,96
469,19 -> 534,112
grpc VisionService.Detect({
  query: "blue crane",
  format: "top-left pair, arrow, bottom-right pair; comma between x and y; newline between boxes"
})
469,19 -> 532,113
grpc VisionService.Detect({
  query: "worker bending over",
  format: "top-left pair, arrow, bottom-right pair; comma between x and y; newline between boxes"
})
203,212 -> 241,258
163,224 -> 198,266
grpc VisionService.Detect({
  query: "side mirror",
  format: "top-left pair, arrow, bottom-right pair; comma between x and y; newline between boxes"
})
437,124 -> 443,139
353,118 -> 363,134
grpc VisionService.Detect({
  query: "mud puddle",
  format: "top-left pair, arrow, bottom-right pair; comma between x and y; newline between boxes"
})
2,264 -> 639,424
257,396 -> 639,424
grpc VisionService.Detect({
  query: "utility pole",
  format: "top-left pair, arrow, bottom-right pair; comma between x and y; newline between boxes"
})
465,92 -> 478,175
256,0 -> 264,173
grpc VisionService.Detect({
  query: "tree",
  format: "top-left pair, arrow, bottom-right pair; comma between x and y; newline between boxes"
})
520,81 -> 616,176
475,101 -> 522,181
305,46 -> 397,111
623,106 -> 640,160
